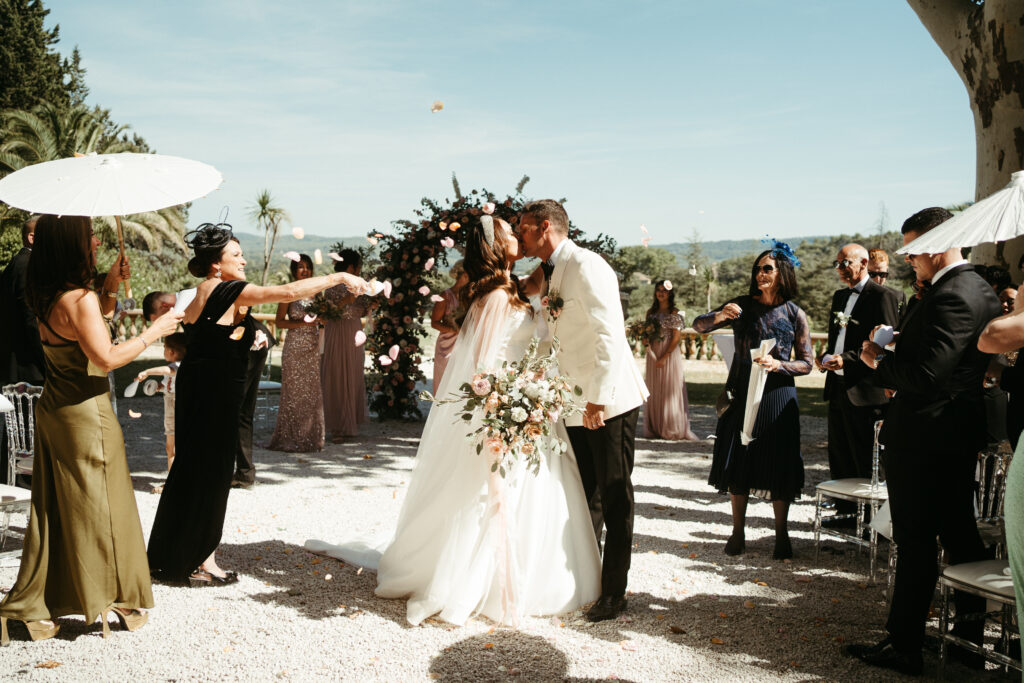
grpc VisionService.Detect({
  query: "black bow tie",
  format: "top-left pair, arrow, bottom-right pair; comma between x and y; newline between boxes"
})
541,261 -> 555,281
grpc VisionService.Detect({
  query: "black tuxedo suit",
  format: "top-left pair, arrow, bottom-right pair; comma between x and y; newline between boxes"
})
872,263 -> 1000,652
0,247 -> 45,385
233,319 -> 275,485
822,279 -> 901,488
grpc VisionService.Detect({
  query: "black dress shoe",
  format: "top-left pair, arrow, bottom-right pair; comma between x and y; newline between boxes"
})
845,637 -> 923,676
586,595 -> 627,622
773,534 -> 792,560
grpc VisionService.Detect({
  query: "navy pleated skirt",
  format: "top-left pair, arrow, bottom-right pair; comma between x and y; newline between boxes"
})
709,369 -> 805,501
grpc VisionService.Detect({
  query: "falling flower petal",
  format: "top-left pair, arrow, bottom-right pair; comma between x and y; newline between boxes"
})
640,224 -> 649,234
431,100 -> 444,113
441,237 -> 455,248
292,226 -> 305,239
229,327 -> 246,340
424,257 -> 435,271
418,285 -> 430,296
283,250 -> 301,262
382,281 -> 393,298
430,294 -> 445,302
329,252 -> 343,262
373,233 -> 383,238
378,355 -> 393,366
482,202 -> 496,215
128,410 -> 142,419
439,222 -> 448,231
388,344 -> 400,360
367,237 -> 378,246
641,237 -> 651,248
314,249 -> 323,264
663,280 -> 673,291
449,222 -> 461,231
303,313 -> 318,323
354,330 -> 367,346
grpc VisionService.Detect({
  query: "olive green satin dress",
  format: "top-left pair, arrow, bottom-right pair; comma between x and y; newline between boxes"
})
0,336 -> 153,622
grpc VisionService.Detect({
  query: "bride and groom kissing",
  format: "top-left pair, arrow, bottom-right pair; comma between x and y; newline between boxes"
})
307,199 -> 649,626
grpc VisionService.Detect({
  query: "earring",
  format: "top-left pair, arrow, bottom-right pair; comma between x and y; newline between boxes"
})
214,265 -> 222,278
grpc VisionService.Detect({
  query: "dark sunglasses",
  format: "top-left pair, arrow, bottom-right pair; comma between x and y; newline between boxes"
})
869,271 -> 888,278
754,264 -> 775,274
832,259 -> 854,269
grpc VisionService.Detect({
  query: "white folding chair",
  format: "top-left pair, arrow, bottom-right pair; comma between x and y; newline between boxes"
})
1,382 -> 40,559
814,420 -> 889,581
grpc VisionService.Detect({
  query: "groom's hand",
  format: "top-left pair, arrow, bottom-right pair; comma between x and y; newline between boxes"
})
583,402 -> 605,430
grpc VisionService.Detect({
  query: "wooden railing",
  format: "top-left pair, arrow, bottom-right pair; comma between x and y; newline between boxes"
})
116,310 -> 280,341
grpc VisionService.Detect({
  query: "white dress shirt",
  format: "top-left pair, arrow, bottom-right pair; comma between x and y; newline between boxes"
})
930,259 -> 969,286
833,275 -> 870,376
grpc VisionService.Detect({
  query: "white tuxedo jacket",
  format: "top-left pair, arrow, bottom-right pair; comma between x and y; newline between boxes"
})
545,240 -> 649,427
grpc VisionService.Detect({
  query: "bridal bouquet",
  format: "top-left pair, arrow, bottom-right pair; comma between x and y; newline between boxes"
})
304,294 -> 344,321
420,338 -> 583,477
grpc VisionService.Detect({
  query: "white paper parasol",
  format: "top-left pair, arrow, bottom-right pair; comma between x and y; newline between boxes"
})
0,152 -> 223,301
898,170 -> 1024,255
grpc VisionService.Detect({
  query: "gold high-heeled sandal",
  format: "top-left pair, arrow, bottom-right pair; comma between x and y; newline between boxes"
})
1,616 -> 60,645
100,607 -> 148,637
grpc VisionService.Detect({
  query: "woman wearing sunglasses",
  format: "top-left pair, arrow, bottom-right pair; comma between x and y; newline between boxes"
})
692,243 -> 812,560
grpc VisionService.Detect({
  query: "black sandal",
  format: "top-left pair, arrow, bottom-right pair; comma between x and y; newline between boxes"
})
189,569 -> 239,587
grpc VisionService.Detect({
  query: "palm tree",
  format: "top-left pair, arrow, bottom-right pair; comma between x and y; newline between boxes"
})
248,190 -> 289,286
0,104 -> 187,253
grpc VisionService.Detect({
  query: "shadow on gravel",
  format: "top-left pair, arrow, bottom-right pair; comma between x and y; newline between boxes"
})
428,632 -> 637,683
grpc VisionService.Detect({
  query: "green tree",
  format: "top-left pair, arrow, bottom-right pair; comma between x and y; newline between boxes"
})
0,0 -> 86,111
249,190 -> 289,286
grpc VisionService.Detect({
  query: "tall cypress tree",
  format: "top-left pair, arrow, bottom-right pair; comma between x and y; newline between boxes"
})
0,0 -> 86,111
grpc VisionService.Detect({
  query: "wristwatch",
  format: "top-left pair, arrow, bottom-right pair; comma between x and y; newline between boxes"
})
873,350 -> 885,369
101,289 -> 118,299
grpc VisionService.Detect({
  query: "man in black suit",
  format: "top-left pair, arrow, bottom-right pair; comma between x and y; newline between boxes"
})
232,320 -> 273,489
818,245 -> 901,523
867,248 -> 908,312
848,207 -> 1001,675
0,217 -> 44,484
0,217 -> 44,387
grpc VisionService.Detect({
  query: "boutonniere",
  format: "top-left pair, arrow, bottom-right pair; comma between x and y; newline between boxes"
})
833,311 -> 858,328
542,289 -> 565,321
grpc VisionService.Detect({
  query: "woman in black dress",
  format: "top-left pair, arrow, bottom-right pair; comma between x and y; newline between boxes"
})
692,244 -> 812,560
147,224 -> 368,584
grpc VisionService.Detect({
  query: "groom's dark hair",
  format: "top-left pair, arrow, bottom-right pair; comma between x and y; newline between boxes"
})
522,199 -> 569,236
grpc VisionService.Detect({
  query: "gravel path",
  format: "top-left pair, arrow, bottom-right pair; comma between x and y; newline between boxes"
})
0,374 -> 1012,681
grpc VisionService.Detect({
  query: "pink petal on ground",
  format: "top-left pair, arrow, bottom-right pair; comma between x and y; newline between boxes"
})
304,313 -> 318,323
441,237 -> 454,248
382,281 -> 393,298
378,355 -> 393,366
354,330 -> 367,346
418,285 -> 430,296
284,250 -> 301,262
128,410 -> 142,419
430,294 -> 445,302
482,202 -> 496,215
424,257 -> 434,271
388,344 -> 400,360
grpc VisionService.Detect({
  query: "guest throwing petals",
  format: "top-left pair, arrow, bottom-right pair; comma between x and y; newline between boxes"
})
693,242 -> 812,560
1,215 -> 182,644
268,253 -> 325,453
147,224 -> 367,586
430,259 -> 468,393
321,249 -> 369,442
643,280 -> 698,441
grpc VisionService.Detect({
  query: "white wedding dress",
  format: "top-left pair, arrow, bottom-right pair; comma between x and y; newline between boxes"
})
306,290 -> 600,626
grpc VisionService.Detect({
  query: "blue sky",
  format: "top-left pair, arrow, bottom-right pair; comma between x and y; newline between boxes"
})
45,0 -> 976,246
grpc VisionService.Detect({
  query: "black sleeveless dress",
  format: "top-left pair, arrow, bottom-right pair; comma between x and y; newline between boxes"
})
148,280 -> 255,579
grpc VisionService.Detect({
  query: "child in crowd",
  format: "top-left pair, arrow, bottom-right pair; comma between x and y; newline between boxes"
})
135,332 -> 186,470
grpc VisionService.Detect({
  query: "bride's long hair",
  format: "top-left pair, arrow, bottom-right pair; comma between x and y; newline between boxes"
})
460,217 -> 531,314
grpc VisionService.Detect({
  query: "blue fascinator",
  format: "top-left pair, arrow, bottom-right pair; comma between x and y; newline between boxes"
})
761,236 -> 801,268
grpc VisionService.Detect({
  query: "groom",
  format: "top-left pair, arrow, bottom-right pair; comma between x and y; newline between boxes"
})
518,200 -> 649,621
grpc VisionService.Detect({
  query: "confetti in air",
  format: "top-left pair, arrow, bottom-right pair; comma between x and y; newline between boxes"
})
431,100 -> 444,113
418,285 -> 430,296
354,330 -> 367,346
314,249 -> 323,264
424,257 -> 434,271
292,226 -> 305,239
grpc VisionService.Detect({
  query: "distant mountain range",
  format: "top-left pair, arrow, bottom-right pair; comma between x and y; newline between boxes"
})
232,230 -> 832,275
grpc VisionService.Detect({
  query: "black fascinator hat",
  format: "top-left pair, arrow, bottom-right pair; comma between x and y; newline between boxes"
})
185,222 -> 234,277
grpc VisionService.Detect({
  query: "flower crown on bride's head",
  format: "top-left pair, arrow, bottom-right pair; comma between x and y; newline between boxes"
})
761,236 -> 801,268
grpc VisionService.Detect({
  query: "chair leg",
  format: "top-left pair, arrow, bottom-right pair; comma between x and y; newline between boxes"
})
868,501 -> 879,582
814,492 -> 822,561
938,581 -> 950,679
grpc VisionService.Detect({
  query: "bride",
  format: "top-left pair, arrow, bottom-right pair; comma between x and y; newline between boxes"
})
306,215 -> 600,626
